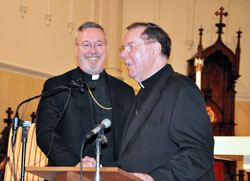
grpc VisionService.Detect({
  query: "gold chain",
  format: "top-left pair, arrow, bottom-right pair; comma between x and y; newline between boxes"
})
87,86 -> 112,110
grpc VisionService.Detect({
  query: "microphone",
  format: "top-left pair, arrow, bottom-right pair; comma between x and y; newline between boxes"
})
69,78 -> 89,93
12,117 -> 19,146
12,118 -> 31,146
70,78 -> 87,87
85,118 -> 111,139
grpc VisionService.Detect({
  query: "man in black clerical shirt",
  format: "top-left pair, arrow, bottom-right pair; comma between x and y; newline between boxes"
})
36,22 -> 134,167
118,22 -> 215,181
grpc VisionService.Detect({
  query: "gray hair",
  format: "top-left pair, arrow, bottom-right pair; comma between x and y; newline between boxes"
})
75,22 -> 107,44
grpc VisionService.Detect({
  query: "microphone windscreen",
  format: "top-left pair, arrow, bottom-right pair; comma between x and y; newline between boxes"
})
101,118 -> 111,128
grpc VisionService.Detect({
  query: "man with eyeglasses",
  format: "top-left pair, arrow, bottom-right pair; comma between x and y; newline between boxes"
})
36,22 -> 134,167
118,22 -> 215,180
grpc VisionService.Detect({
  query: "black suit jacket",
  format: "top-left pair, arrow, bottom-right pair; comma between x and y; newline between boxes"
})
36,67 -> 134,166
118,65 -> 215,180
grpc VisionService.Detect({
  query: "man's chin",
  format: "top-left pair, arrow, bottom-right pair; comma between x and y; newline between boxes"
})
128,73 -> 136,80
88,68 -> 103,75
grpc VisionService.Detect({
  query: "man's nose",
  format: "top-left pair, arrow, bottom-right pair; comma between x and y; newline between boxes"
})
89,44 -> 97,53
120,50 -> 128,60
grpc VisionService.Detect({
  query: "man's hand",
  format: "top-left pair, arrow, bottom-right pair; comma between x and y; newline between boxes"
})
75,156 -> 96,167
130,172 -> 154,181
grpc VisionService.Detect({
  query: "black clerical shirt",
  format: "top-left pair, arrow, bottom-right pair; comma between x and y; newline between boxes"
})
78,69 -> 114,166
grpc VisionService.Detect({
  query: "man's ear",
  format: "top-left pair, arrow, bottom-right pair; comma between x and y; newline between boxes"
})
152,42 -> 161,57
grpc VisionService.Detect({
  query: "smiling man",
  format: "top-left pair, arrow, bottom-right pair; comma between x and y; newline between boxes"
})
75,26 -> 107,75
36,22 -> 134,167
118,22 -> 215,181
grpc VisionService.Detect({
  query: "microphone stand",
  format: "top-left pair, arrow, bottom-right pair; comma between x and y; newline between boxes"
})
20,120 -> 31,181
95,130 -> 108,181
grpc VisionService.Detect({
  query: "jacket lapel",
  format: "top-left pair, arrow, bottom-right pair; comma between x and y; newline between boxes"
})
119,84 -> 161,157
119,64 -> 175,158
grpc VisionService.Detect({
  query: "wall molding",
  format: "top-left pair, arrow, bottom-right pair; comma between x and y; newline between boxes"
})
0,61 -> 53,80
236,92 -> 250,102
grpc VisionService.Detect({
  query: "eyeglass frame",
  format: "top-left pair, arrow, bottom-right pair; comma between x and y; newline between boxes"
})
119,41 -> 157,52
76,41 -> 107,50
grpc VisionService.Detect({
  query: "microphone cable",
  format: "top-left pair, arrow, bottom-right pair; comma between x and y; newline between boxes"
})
79,137 -> 88,181
11,85 -> 71,181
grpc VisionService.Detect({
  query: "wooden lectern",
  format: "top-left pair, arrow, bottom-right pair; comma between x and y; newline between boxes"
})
26,167 -> 142,181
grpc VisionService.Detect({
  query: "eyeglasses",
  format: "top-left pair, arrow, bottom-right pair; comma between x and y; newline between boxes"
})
76,41 -> 106,50
119,41 -> 156,52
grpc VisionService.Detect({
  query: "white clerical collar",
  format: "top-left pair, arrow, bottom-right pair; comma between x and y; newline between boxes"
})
92,74 -> 100,80
139,82 -> 145,89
